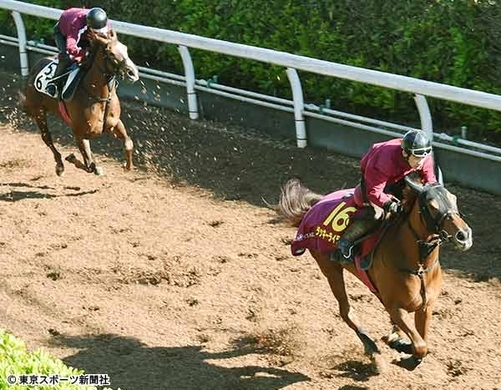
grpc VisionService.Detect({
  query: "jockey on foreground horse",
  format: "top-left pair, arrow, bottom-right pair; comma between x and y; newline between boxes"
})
47,7 -> 111,97
337,130 -> 437,261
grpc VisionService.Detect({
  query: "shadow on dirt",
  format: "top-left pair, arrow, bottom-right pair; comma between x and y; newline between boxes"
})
338,386 -> 369,390
331,360 -> 377,381
54,333 -> 309,390
0,182 -> 98,202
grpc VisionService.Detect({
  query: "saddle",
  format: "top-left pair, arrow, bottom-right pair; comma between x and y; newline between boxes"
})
290,188 -> 388,293
291,189 -> 370,255
331,231 -> 380,269
34,59 -> 85,102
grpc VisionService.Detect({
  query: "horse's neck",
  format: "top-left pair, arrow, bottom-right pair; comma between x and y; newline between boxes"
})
85,56 -> 113,95
408,202 -> 432,239
390,202 -> 440,269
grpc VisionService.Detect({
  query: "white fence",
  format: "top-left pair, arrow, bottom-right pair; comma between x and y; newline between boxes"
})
1,0 -> 501,165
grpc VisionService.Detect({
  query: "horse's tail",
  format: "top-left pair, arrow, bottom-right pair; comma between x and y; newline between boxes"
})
277,177 -> 323,227
18,90 -> 28,114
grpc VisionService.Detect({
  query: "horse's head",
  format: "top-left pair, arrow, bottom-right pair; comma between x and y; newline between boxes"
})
404,176 -> 473,251
89,29 -> 139,83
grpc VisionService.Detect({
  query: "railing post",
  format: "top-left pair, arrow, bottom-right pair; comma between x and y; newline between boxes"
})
414,93 -> 443,184
11,11 -> 28,77
178,45 -> 198,120
413,94 -> 432,139
286,68 -> 307,148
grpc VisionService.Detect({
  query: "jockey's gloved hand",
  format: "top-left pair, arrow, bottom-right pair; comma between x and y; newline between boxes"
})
384,200 -> 402,214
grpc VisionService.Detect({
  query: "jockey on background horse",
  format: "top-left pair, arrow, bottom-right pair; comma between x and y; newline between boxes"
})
22,16 -> 139,176
337,129 -> 437,261
47,7 -> 111,97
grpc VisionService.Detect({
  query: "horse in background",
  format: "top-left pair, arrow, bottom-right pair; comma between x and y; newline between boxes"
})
277,176 -> 472,372
20,28 -> 139,176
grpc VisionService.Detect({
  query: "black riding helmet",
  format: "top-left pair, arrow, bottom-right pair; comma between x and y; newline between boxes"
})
86,7 -> 108,30
401,130 -> 432,157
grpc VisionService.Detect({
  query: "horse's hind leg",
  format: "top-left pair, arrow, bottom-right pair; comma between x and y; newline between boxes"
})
34,109 -> 64,176
311,251 -> 386,373
109,119 -> 134,171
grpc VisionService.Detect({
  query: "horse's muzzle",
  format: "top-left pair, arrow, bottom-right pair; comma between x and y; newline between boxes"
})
453,226 -> 473,251
124,59 -> 139,83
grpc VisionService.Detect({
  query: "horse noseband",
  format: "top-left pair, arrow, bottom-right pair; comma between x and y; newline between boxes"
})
418,188 -> 456,238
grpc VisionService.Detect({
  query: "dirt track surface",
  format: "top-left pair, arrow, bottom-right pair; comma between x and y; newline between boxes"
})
1,69 -> 501,390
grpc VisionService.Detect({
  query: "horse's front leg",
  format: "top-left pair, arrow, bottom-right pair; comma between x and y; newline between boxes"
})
415,277 -> 440,351
34,110 -> 64,176
414,302 -> 434,351
75,137 -> 103,175
312,251 -> 386,373
382,323 -> 413,355
387,306 -> 427,370
108,119 -> 134,171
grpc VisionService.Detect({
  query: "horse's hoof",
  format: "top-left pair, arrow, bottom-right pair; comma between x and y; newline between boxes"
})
388,338 -> 413,355
394,355 -> 423,371
94,166 -> 104,176
65,154 -> 76,163
123,163 -> 134,171
55,165 -> 65,176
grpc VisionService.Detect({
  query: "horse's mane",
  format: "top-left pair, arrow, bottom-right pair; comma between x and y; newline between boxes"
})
401,172 -> 422,211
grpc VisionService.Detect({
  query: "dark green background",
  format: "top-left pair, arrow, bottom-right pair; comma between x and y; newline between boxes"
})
1,0 -> 501,145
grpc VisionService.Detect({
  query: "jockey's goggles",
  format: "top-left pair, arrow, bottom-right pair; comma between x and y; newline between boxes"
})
410,147 -> 432,158
91,26 -> 109,35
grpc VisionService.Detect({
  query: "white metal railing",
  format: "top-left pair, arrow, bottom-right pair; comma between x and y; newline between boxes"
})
1,0 -> 501,163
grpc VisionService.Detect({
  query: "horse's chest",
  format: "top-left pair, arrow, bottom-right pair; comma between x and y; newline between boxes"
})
82,104 -> 119,135
378,268 -> 442,311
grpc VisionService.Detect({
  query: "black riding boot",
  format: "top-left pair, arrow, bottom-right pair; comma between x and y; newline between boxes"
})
336,217 -> 381,262
47,24 -> 71,97
47,55 -> 72,96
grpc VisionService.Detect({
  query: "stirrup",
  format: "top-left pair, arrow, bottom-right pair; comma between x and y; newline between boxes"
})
341,245 -> 354,259
46,83 -> 58,97
338,239 -> 355,261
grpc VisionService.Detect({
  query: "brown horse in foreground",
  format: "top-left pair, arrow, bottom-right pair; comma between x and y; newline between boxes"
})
277,176 -> 473,372
21,29 -> 139,176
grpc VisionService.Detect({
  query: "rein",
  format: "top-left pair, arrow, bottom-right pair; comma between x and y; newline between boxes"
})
82,76 -> 116,103
81,75 -> 117,133
100,77 -> 117,133
401,219 -> 441,310
82,41 -> 120,133
397,193 -> 452,310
